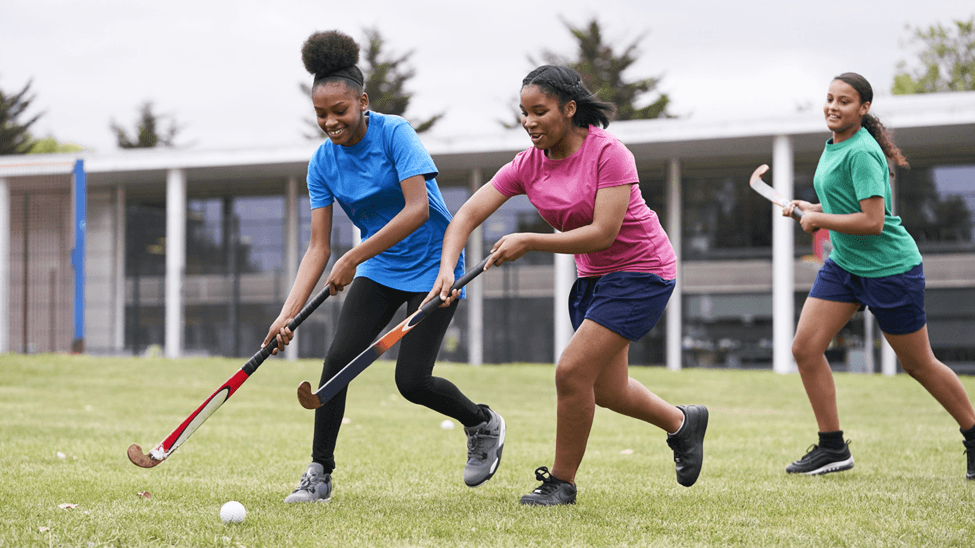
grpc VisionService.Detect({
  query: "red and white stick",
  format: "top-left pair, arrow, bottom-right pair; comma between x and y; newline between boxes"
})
127,285 -> 331,468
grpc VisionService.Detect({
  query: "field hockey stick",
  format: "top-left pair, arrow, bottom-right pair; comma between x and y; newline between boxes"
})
297,255 -> 493,410
127,284 -> 332,468
749,164 -> 803,220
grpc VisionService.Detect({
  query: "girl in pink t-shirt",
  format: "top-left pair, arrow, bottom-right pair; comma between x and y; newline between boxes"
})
429,65 -> 708,506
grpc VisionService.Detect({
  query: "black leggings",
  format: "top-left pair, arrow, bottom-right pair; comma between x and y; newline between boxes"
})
311,277 -> 486,472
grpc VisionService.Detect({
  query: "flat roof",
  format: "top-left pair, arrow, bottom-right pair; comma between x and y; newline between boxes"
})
2,90 -> 974,187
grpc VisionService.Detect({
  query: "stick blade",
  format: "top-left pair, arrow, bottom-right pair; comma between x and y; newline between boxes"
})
127,443 -> 164,468
749,164 -> 770,188
297,381 -> 322,410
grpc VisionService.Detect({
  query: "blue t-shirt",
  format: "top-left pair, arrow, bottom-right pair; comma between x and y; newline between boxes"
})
307,112 -> 464,292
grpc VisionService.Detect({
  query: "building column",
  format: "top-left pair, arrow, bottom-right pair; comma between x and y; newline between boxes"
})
772,136 -> 797,374
113,185 -> 126,351
0,177 -> 9,354
468,168 -> 484,366
554,251 -> 574,364
666,158 -> 683,371
285,176 -> 300,361
165,168 -> 186,359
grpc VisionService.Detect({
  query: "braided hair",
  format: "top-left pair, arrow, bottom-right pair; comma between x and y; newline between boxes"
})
522,65 -> 616,129
833,72 -> 909,175
301,30 -> 365,94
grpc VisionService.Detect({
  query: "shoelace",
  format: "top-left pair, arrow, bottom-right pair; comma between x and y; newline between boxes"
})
467,428 -> 495,460
798,444 -> 820,462
467,433 -> 487,459
294,471 -> 321,493
530,466 -> 562,494
667,436 -> 688,463
798,440 -> 852,462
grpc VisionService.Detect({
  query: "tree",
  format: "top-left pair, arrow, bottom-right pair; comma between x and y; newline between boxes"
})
501,18 -> 673,128
892,16 -> 975,94
29,135 -> 85,154
111,101 -> 181,148
301,27 -> 443,139
0,77 -> 43,155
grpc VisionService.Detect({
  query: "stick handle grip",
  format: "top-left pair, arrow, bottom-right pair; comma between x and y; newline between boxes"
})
242,285 -> 331,374
418,255 -> 492,316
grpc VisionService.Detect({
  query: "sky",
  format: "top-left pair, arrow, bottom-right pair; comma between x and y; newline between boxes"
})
1,0 -> 973,153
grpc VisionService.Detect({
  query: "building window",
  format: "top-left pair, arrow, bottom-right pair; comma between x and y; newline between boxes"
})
896,163 -> 975,253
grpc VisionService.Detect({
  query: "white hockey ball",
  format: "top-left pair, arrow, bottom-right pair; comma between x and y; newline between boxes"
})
440,420 -> 455,430
220,501 -> 246,524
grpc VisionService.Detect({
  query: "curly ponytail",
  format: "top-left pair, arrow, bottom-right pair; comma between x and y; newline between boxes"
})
834,72 -> 909,175
522,65 -> 616,128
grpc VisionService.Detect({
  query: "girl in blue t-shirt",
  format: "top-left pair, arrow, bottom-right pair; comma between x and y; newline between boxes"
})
262,31 -> 504,502
782,72 -> 975,480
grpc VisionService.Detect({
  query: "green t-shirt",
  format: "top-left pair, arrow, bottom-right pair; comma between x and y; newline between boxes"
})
813,128 -> 921,277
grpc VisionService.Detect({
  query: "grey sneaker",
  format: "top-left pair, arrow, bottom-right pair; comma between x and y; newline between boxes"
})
519,466 -> 576,506
463,405 -> 505,487
283,463 -> 332,503
786,442 -> 854,476
666,404 -> 708,487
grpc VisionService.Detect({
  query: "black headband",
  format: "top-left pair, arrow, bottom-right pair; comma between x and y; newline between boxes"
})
317,65 -> 364,87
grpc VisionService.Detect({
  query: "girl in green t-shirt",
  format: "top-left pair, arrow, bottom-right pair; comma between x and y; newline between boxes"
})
781,72 -> 975,480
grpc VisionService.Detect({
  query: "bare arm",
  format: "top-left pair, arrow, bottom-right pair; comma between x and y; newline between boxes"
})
428,183 -> 510,303
491,184 -> 629,261
786,196 -> 885,235
262,206 -> 333,354
326,174 -> 430,290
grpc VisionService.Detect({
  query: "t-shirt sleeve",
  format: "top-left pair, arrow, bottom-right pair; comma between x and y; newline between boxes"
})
386,119 -> 438,182
490,157 -> 526,197
306,149 -> 334,209
850,149 -> 888,201
596,139 -> 640,189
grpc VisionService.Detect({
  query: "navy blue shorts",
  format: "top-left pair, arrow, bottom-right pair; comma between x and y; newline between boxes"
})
568,271 -> 676,341
808,258 -> 926,335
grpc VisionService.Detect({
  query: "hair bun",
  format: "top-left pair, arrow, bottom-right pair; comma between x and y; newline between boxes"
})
302,30 -> 360,77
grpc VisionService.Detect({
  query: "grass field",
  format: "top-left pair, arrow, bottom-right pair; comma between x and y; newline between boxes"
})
2,353 -> 974,547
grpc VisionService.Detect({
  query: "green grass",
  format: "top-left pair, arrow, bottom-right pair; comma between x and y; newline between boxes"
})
1,354 -> 974,547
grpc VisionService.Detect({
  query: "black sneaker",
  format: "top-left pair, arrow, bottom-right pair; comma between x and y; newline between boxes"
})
786,442 -> 854,475
519,467 -> 576,506
464,405 -> 506,487
964,439 -> 975,480
666,404 -> 708,487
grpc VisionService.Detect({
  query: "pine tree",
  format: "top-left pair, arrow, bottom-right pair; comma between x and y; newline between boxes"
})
111,101 -> 181,148
0,77 -> 43,155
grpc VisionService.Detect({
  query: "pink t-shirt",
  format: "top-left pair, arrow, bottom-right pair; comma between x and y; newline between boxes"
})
491,126 -> 677,279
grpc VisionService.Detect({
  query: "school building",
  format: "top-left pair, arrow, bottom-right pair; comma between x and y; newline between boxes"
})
1,90 -> 974,375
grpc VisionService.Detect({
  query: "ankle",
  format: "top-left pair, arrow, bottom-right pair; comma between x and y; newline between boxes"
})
549,468 -> 575,486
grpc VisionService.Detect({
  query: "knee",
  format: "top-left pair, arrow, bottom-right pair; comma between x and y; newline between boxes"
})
898,357 -> 932,379
394,373 -> 430,403
792,338 -> 820,367
554,361 -> 590,398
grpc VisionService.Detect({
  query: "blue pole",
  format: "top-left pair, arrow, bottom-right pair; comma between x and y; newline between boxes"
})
72,159 -> 86,352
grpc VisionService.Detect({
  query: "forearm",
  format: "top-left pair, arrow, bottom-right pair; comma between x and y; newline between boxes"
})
441,213 -> 478,270
280,244 -> 330,318
810,211 -> 884,235
518,225 -> 617,255
344,203 -> 428,267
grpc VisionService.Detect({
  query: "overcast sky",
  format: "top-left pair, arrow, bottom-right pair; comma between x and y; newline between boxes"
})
1,1 -> 973,153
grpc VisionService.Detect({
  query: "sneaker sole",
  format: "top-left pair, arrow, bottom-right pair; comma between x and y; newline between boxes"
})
283,495 -> 331,503
466,418 -> 506,488
789,457 -> 854,476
